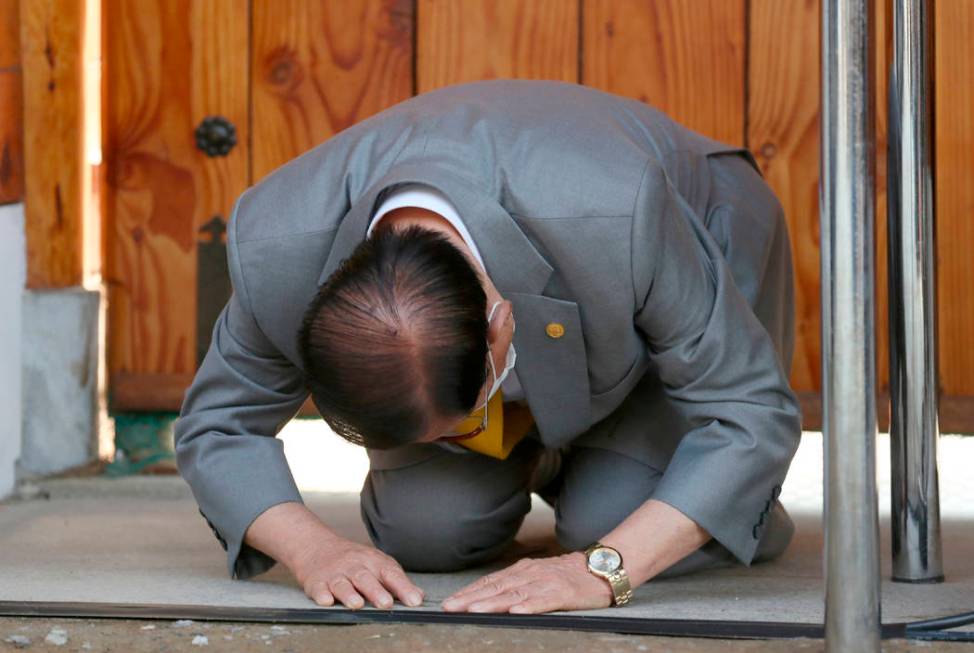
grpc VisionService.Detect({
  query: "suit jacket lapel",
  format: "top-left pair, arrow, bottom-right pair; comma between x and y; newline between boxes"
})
317,158 -> 593,446
507,293 -> 592,446
318,158 -> 553,293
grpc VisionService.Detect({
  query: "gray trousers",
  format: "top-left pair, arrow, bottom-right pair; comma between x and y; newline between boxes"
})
360,438 -> 794,575
361,151 -> 796,576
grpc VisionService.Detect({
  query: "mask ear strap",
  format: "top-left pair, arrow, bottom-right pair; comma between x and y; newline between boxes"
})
478,301 -> 504,411
486,341 -> 498,385
476,340 -> 499,412
487,300 -> 502,324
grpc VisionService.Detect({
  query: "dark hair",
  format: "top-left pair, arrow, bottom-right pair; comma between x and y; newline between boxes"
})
298,223 -> 489,449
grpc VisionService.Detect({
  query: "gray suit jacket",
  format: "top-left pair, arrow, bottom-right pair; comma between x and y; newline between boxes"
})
174,79 -> 802,580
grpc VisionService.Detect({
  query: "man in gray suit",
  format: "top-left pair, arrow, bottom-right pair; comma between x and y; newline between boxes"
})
175,79 -> 801,614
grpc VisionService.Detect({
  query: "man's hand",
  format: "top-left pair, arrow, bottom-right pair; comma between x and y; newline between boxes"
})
291,535 -> 425,610
243,502 -> 424,610
441,552 -> 613,614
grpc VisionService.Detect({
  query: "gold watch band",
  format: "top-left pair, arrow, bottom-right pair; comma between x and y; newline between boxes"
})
605,568 -> 633,606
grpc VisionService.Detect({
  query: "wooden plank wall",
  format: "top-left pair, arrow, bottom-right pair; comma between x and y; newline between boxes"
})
584,0 -> 746,146
746,0 -> 892,428
0,0 -> 24,205
20,0 -> 84,288
935,1 -> 974,407
104,0 -> 249,409
746,0 -> 823,394
417,0 -> 578,89
251,0 -> 414,183
103,0 -> 974,431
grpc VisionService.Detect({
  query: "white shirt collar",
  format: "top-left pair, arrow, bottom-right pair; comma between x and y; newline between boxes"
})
366,183 -> 486,271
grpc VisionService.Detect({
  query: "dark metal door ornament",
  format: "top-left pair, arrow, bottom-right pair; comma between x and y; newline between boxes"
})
194,116 -> 237,157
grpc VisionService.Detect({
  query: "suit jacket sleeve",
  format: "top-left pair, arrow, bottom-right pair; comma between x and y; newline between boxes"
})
174,196 -> 309,580
630,160 -> 802,565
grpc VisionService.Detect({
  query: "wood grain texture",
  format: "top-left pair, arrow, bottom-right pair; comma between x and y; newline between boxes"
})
798,392 -> 974,434
935,0 -> 974,397
0,0 -> 18,65
874,0 -> 890,397
417,0 -> 578,91
104,0 -> 248,390
20,0 -> 83,287
111,372 -> 196,412
101,0 -> 974,412
747,0 -> 821,391
251,0 -> 414,182
584,0 -> 745,145
0,0 -> 24,204
112,371 -> 318,415
748,0 -> 890,394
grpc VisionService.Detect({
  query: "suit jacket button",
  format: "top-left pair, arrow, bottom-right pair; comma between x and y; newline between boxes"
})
545,323 -> 565,339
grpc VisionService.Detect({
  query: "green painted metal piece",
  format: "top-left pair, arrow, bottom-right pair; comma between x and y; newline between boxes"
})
106,413 -> 178,477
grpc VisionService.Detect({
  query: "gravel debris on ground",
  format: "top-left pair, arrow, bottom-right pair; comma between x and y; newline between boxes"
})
44,626 -> 68,645
172,619 -> 194,628
2,616 -> 971,653
3,634 -> 31,648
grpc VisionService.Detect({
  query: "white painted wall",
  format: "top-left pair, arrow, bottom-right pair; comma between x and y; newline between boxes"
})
0,203 -> 25,499
20,287 -> 99,476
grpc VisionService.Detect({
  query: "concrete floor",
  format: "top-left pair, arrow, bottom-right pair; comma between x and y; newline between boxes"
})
4,477 -> 974,624
2,429 -> 973,650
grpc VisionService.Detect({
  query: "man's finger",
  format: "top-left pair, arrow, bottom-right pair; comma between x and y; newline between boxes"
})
449,557 -> 534,598
442,579 -> 508,611
467,587 -> 536,613
350,569 -> 395,609
379,566 -> 425,607
305,581 -> 335,607
509,591 -> 563,614
329,576 -> 365,610
446,567 -> 514,600
443,575 -> 532,612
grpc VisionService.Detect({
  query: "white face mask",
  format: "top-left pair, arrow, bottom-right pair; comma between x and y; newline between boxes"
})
477,300 -> 517,411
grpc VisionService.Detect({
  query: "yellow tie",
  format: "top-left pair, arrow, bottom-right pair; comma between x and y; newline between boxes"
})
453,390 -> 535,460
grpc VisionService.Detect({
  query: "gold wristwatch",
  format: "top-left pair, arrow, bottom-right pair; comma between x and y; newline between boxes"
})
583,542 -> 633,606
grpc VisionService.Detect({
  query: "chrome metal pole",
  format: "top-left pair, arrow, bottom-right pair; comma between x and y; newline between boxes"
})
888,0 -> 944,584
821,0 -> 882,650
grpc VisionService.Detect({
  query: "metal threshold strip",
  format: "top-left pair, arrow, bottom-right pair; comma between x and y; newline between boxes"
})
1,601 -> 971,641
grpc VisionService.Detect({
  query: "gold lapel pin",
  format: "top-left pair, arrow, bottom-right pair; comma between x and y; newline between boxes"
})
545,322 -> 565,339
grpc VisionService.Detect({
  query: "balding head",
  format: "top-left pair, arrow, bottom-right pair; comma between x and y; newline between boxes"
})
298,223 -> 490,449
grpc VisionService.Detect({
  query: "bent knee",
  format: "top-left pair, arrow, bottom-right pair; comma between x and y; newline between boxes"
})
553,448 -> 658,552
370,522 -> 515,572
360,475 -> 531,572
555,499 -> 632,552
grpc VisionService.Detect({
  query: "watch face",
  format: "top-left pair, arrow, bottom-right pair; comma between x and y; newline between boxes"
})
588,547 -> 621,574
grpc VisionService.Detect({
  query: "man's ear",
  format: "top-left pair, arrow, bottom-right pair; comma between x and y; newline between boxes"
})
486,299 -> 513,345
